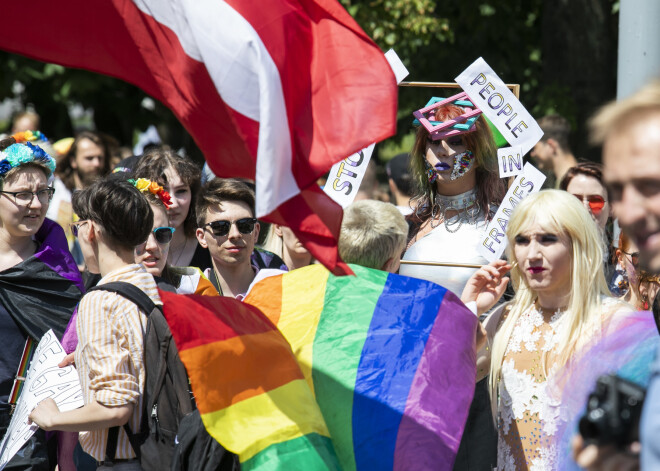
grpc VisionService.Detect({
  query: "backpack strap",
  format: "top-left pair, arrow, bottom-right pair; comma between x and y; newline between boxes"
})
89,281 -> 158,461
87,281 -> 157,315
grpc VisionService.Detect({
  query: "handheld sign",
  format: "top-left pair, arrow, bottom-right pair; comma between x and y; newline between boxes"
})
323,144 -> 375,208
0,330 -> 84,469
497,146 -> 524,178
455,58 -> 543,155
477,162 -> 546,262
324,49 -> 409,208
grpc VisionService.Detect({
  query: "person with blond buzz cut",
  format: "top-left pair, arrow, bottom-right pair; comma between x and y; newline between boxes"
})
338,200 -> 408,273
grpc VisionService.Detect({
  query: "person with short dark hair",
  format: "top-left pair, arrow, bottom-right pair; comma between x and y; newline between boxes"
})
195,178 -> 261,298
530,114 -> 578,186
29,176 -> 160,470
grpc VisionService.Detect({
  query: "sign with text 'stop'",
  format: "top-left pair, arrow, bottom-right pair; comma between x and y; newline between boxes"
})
455,58 -> 543,155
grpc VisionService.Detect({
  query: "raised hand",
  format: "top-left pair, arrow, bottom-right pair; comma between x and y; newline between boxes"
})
461,259 -> 511,316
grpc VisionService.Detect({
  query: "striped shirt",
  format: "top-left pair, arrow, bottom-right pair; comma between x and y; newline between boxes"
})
75,264 -> 161,461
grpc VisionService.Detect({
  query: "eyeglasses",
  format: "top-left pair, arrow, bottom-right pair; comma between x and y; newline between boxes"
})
152,226 -> 175,244
621,249 -> 640,267
0,187 -> 55,206
572,194 -> 606,215
203,218 -> 257,237
70,220 -> 89,237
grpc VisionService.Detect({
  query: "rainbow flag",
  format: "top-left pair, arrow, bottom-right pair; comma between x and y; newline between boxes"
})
159,290 -> 341,470
245,264 -> 479,470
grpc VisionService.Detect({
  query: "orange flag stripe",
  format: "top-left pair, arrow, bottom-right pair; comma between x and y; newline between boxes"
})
179,330 -> 305,413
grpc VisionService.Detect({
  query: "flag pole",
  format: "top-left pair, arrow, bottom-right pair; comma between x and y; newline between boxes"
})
399,260 -> 483,269
399,81 -> 520,99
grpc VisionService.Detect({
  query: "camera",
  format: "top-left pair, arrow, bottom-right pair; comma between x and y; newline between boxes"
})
578,374 -> 645,448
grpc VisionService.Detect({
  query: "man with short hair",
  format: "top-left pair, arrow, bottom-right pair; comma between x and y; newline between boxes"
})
195,178 -> 261,298
573,81 -> 660,470
530,114 -> 578,186
338,199 -> 408,273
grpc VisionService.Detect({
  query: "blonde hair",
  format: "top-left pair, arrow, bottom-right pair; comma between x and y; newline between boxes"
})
489,190 -> 611,418
261,224 -> 283,259
590,80 -> 660,145
339,200 -> 408,270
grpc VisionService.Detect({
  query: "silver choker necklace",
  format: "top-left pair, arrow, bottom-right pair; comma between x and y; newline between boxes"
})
430,189 -> 480,232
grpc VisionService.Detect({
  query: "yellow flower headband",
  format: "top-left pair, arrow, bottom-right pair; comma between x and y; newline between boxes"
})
128,178 -> 172,209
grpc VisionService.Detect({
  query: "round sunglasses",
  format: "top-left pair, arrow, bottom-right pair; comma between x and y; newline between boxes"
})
572,194 -> 606,215
203,217 -> 257,237
151,226 -> 176,244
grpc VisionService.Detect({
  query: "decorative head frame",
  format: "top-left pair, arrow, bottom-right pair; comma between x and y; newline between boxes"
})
412,92 -> 483,140
0,139 -> 57,179
128,178 -> 172,209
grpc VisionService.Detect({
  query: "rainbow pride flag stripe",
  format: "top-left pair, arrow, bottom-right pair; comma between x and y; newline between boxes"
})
245,264 -> 479,470
8,337 -> 36,405
159,290 -> 340,470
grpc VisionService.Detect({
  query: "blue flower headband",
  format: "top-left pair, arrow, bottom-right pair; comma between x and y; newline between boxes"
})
0,142 -> 57,179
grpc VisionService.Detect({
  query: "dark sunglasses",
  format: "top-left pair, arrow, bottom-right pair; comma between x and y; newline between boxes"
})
621,249 -> 640,266
152,226 -> 175,244
573,194 -> 606,215
204,218 -> 257,237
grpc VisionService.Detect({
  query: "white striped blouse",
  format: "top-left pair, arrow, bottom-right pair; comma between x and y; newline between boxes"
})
74,264 -> 161,461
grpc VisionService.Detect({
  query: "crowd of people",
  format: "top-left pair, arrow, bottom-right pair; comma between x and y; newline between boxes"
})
1,80 -> 660,471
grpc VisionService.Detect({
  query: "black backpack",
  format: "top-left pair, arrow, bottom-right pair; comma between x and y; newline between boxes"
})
88,282 -> 238,471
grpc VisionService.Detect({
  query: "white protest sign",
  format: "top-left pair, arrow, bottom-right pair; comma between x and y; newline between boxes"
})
323,144 -> 375,208
324,49 -> 409,208
497,146 -> 524,178
477,162 -> 546,262
455,58 -> 543,155
0,330 -> 84,469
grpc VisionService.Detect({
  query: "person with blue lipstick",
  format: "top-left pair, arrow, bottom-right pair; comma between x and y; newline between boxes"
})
400,97 -> 506,471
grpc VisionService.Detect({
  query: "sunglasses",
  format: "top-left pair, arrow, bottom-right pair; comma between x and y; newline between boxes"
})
152,226 -> 175,244
621,249 -> 640,266
204,217 -> 257,237
573,194 -> 606,215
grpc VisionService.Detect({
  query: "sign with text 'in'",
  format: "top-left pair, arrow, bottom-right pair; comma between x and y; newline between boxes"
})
498,146 -> 524,178
477,162 -> 546,262
456,58 -> 543,155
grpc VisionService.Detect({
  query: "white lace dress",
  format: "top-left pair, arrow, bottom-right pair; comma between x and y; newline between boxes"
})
496,305 -> 566,471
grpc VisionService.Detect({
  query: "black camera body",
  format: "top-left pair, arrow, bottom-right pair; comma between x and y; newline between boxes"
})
578,374 -> 646,448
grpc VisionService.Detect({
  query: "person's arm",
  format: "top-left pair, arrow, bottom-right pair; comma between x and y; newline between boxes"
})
460,259 -> 510,316
29,397 -> 133,432
571,435 -> 640,471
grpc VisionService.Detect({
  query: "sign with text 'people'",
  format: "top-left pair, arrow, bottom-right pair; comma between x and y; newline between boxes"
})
456,58 -> 543,155
477,162 -> 546,262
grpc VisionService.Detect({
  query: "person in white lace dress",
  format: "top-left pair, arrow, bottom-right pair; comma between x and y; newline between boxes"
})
461,190 -> 625,471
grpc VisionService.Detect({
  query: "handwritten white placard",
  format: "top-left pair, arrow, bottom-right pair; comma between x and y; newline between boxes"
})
497,146 -> 524,178
455,58 -> 543,155
477,163 -> 546,262
0,330 -> 84,469
323,144 -> 375,208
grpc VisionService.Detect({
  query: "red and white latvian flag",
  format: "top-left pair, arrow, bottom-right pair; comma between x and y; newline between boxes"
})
0,1 -> 397,274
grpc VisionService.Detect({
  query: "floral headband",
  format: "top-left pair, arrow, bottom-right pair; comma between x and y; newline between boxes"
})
128,178 -> 172,209
11,130 -> 49,144
0,141 -> 57,179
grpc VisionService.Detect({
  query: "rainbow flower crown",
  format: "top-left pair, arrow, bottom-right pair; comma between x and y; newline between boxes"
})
0,130 -> 56,179
128,178 -> 172,208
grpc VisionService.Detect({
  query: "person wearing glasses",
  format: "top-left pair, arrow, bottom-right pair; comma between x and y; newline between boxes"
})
0,136 -> 84,470
195,178 -> 262,299
29,176 -> 160,471
129,178 -> 218,296
610,231 -> 643,306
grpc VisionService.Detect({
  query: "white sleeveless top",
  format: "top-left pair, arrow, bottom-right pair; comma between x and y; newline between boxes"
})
400,211 -> 489,296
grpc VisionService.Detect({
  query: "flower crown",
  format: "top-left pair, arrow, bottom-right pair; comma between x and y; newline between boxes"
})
128,178 -> 172,208
11,130 -> 49,144
0,140 -> 57,179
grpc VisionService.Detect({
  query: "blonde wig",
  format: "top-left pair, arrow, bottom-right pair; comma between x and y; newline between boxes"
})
488,190 -> 611,418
